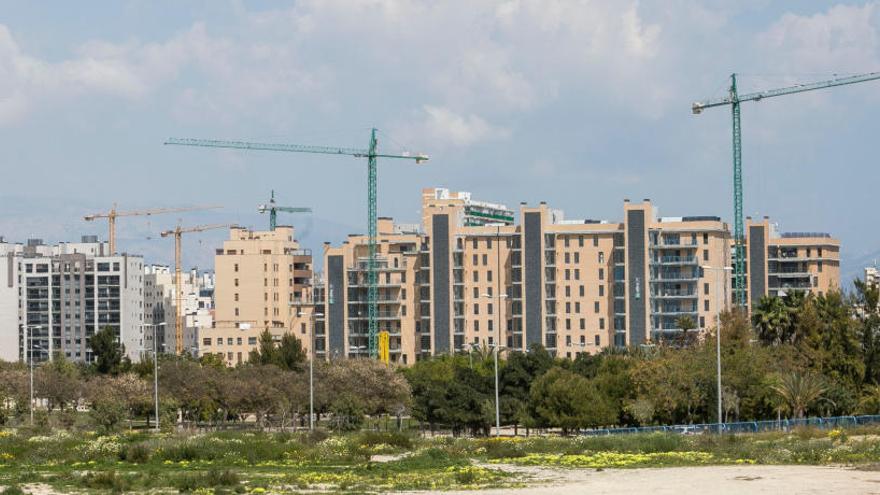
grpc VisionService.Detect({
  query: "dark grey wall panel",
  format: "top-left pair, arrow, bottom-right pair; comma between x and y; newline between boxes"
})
432,215 -> 450,354
626,210 -> 646,344
523,212 -> 543,346
749,225 -> 766,305
327,255 -> 345,357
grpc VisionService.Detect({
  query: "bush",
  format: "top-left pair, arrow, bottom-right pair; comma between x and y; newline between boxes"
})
173,469 -> 240,492
81,471 -> 132,493
90,400 -> 127,433
119,443 -> 151,463
356,431 -> 413,449
1,486 -> 27,495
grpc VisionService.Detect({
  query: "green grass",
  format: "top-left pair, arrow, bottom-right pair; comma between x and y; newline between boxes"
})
2,427 -> 880,492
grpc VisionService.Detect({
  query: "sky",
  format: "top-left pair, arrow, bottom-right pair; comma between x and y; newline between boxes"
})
0,1 -> 879,284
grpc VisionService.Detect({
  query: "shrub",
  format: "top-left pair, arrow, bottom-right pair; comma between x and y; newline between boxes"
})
1,486 -> 27,495
80,471 -> 132,493
173,469 -> 240,492
119,442 -> 151,463
357,431 -> 413,450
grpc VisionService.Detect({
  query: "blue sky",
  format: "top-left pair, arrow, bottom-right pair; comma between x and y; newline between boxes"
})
1,1 -> 879,283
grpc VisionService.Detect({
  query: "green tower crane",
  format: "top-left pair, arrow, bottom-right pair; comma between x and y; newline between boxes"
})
693,71 -> 880,307
165,129 -> 428,357
259,190 -> 312,231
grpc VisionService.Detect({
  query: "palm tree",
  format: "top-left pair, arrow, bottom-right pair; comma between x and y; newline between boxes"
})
770,372 -> 826,419
752,295 -> 790,345
676,315 -> 697,347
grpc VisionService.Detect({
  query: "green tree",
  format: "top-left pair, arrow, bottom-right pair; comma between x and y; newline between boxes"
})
854,279 -> 880,385
771,372 -> 827,418
676,315 -> 697,347
530,367 -> 616,433
247,330 -> 307,371
752,295 -> 791,345
91,326 -> 124,375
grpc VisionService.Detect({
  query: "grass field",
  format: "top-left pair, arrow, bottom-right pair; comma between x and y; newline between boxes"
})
1,426 -> 880,493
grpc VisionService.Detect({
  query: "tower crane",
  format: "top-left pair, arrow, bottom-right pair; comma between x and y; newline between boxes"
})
84,204 -> 222,254
258,190 -> 312,231
693,71 -> 880,307
165,128 -> 428,358
160,223 -> 236,354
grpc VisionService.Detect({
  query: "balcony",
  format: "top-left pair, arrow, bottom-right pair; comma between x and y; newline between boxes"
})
650,255 -> 697,265
651,289 -> 697,298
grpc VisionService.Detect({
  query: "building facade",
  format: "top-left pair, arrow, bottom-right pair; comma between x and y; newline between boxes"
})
144,265 -> 214,355
204,226 -> 314,366
1,236 -> 144,363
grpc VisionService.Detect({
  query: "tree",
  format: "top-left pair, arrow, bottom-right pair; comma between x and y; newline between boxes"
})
771,372 -> 827,419
35,354 -> 81,412
752,295 -> 791,345
91,326 -> 124,375
854,279 -> 880,385
248,330 -> 307,371
676,315 -> 697,346
530,367 -> 616,433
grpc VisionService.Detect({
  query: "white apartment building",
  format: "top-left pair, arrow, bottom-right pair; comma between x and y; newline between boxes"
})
144,265 -> 214,355
2,236 -> 144,363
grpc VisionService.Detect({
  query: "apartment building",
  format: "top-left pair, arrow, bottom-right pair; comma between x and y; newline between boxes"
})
143,265 -> 214,355
745,217 -> 840,305
0,236 -> 144,363
205,226 -> 314,366
319,188 -> 841,361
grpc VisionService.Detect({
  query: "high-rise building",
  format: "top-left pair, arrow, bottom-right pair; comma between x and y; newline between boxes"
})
205,226 -> 314,366
320,188 -> 840,363
1,236 -> 144,363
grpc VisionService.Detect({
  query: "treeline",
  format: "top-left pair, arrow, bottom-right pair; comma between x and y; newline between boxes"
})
405,283 -> 880,435
4,283 -> 880,436
0,329 -> 410,432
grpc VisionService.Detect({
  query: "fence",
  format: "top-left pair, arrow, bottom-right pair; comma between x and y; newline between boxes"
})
581,414 -> 880,436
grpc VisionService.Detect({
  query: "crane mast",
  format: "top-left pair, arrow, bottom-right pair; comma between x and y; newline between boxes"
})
693,71 -> 880,308
165,129 -> 428,358
258,190 -> 311,231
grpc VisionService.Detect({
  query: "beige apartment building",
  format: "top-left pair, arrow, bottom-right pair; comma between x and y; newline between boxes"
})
745,217 -> 840,305
319,188 -> 841,363
202,226 -> 314,366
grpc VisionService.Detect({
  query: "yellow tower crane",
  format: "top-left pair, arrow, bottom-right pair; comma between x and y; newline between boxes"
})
84,204 -> 222,254
160,223 -> 235,354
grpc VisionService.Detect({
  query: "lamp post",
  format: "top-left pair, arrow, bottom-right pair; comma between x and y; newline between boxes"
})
145,322 -> 166,432
24,325 -> 43,425
701,264 -> 733,433
291,302 -> 322,431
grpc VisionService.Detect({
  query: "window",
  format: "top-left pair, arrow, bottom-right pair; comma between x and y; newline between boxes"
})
488,320 -> 493,331
217,338 -> 223,345
703,250 -> 709,261
473,287 -> 479,298
234,293 -> 239,302
599,268 -> 604,280
704,300 -> 710,311
566,335 -> 572,345
227,337 -> 234,345
594,301 -> 600,313
580,285 -> 586,297
565,269 -> 570,281
580,318 -> 585,329
598,252 -> 604,263
301,323 -> 306,334
566,302 -> 571,313
818,248 -> 823,257
473,271 -> 479,283
593,236 -> 599,247
691,233 -> 697,245
699,316 -> 705,328
488,303 -> 493,315
486,238 -> 491,249
202,338 -> 211,346
234,263 -> 239,272
565,252 -> 570,264
234,278 -> 239,287
599,318 -> 605,329
474,321 -> 480,332
234,308 -> 239,316
595,335 -> 600,346
574,302 -> 580,313
566,319 -> 571,330
818,261 -> 823,273
264,263 -> 268,272
599,285 -> 604,297
487,270 -> 493,282
565,286 -> 571,297
704,283 -> 710,295
482,254 -> 488,265
473,238 -> 478,249
579,236 -> 584,247
703,233 -> 709,244
574,269 -> 580,280
807,248 -> 811,258
237,337 -> 243,345
248,337 -> 257,345
565,237 -> 570,248
473,254 -> 478,265
474,304 -> 479,315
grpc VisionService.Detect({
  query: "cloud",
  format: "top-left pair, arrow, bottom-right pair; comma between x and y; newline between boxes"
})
396,105 -> 510,149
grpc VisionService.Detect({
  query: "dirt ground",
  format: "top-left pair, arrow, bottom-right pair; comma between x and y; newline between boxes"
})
415,464 -> 880,495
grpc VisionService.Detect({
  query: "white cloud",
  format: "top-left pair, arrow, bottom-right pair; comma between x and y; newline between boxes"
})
405,105 -> 510,148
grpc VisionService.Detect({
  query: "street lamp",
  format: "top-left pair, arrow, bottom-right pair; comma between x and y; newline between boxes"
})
145,322 -> 166,433
481,289 -> 508,438
24,325 -> 43,425
701,264 -> 733,433
291,302 -> 322,431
